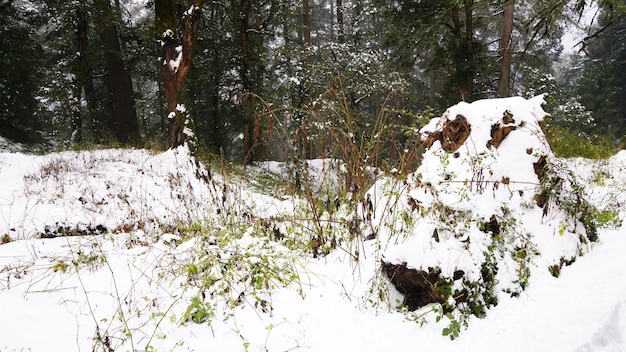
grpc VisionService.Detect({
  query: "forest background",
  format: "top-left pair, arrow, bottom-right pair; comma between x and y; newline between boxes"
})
2,0 -> 625,167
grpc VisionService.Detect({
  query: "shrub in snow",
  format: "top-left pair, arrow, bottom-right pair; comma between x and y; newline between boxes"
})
356,95 -> 611,326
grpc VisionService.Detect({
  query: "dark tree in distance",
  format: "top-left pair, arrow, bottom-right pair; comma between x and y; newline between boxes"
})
0,1 -> 44,144
576,1 -> 626,140
186,1 -> 235,156
233,0 -> 278,163
97,0 -> 140,145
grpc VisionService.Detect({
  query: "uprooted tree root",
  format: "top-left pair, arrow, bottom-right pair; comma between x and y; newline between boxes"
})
424,110 -> 525,151
381,261 -> 447,311
488,124 -> 517,149
423,115 -> 471,152
533,155 -> 550,209
487,111 -> 526,149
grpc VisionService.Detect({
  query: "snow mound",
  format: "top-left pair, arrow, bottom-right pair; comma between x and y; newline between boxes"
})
0,146 -> 222,239
358,95 -> 609,318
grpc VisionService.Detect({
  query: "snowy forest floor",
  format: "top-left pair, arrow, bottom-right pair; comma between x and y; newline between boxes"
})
1,97 -> 626,352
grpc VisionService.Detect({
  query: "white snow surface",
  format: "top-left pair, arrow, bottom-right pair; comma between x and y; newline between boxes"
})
1,96 -> 625,351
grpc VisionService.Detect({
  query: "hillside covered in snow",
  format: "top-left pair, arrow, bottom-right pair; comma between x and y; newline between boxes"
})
1,96 -> 625,352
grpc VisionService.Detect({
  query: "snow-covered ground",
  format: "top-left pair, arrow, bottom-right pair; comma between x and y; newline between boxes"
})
1,96 -> 625,352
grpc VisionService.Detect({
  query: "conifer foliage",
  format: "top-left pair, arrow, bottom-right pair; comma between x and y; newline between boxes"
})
0,0 -> 623,158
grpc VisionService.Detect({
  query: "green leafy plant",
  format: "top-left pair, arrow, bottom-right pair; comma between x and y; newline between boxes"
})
535,157 -> 610,243
441,312 -> 463,340
178,220 -> 306,328
433,304 -> 466,341
544,126 -> 616,159
182,296 -> 215,324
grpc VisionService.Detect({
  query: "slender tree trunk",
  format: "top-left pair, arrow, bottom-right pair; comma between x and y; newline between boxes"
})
461,0 -> 474,101
238,0 -> 256,163
73,0 -> 114,144
210,48 -> 222,153
155,0 -> 203,149
498,0 -> 514,97
301,0 -> 312,159
98,0 -> 139,145
302,0 -> 311,83
302,0 -> 311,47
72,5 -> 89,144
336,0 -> 344,43
451,1 -> 475,101
428,42 -> 437,107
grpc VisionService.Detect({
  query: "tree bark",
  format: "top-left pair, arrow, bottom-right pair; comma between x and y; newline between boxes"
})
238,0 -> 256,163
72,4 -> 90,144
155,0 -> 203,149
451,0 -> 475,101
461,0 -> 474,101
301,0 -> 313,159
236,0 -> 277,163
336,0 -> 344,42
428,42 -> 438,107
98,0 -> 139,145
303,0 -> 311,47
498,0 -> 514,97
73,0 -> 112,144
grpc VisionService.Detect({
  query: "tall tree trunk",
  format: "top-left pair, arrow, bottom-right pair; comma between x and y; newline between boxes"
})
451,0 -> 475,101
73,0 -> 107,144
210,48 -> 223,153
461,0 -> 474,101
336,0 -> 344,42
155,0 -> 203,149
98,0 -> 139,145
303,0 -> 311,47
498,0 -> 514,97
239,0 -> 256,163
301,0 -> 312,159
235,0 -> 277,163
428,42 -> 438,107
72,4 -> 89,144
